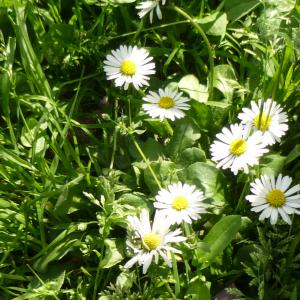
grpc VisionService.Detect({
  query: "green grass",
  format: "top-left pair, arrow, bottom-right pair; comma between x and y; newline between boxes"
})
0,0 -> 300,299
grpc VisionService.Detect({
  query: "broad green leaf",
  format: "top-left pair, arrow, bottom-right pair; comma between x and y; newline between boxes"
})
224,0 -> 261,22
144,160 -> 177,193
197,12 -> 228,36
29,267 -> 65,291
34,238 -> 81,272
197,215 -> 241,267
187,278 -> 211,300
166,120 -> 201,159
143,138 -> 165,160
179,147 -> 206,166
144,118 -> 173,136
0,145 -> 36,171
286,145 -> 300,165
118,193 -> 149,209
178,162 -> 226,206
178,74 -> 208,103
260,154 -> 286,176
100,238 -> 125,269
213,64 -> 238,101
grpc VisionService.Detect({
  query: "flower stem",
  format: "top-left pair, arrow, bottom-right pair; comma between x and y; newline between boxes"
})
172,5 -> 214,101
235,180 -> 250,213
171,252 -> 180,296
109,98 -> 119,169
132,137 -> 162,190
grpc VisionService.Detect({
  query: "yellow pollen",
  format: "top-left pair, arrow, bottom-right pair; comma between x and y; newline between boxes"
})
143,233 -> 161,250
254,113 -> 271,132
229,138 -> 247,156
159,96 -> 174,109
120,59 -> 136,76
266,189 -> 286,207
172,196 -> 188,211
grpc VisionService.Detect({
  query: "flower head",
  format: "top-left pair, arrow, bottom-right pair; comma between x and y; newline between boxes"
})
210,123 -> 268,175
136,0 -> 167,23
142,87 -> 190,121
238,99 -> 288,145
104,45 -> 155,90
154,182 -> 206,225
246,174 -> 300,225
124,209 -> 186,274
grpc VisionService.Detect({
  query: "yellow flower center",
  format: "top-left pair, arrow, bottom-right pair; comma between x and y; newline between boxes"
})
172,196 -> 188,211
120,59 -> 136,76
266,189 -> 286,207
229,138 -> 247,156
159,96 -> 174,109
143,233 -> 161,250
254,113 -> 271,132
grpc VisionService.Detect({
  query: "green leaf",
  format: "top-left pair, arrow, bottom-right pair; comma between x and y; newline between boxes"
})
143,138 -> 165,161
197,215 -> 241,267
290,286 -> 297,300
34,238 -> 81,272
29,267 -> 65,291
100,238 -> 125,269
286,145 -> 300,165
166,120 -> 201,159
144,160 -> 177,194
118,193 -> 149,209
179,147 -> 206,166
224,0 -> 261,22
178,74 -> 208,103
111,0 -> 136,3
187,278 -> 211,300
178,162 -> 226,207
213,64 -> 238,101
260,154 -> 286,176
197,12 -> 228,36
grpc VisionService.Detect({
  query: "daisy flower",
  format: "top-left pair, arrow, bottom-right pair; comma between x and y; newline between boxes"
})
154,182 -> 206,225
124,209 -> 186,274
103,45 -> 155,90
238,98 -> 288,145
246,174 -> 300,225
210,123 -> 268,175
142,87 -> 190,121
136,0 -> 166,23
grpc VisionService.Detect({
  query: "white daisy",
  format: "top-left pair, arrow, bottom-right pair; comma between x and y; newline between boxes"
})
136,0 -> 167,23
103,45 -> 155,90
246,174 -> 300,225
142,87 -> 190,121
210,123 -> 268,175
124,209 -> 186,274
238,98 -> 288,145
154,182 -> 206,225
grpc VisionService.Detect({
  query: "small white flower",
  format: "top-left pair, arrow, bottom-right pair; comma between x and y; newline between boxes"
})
136,0 -> 167,23
210,123 -> 268,175
142,87 -> 190,121
103,45 -> 155,90
124,209 -> 186,274
246,174 -> 300,225
154,182 -> 206,225
238,98 -> 288,145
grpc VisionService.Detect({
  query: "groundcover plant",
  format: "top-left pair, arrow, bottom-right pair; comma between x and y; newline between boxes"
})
1,0 -> 300,299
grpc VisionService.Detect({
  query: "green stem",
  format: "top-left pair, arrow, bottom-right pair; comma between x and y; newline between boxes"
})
171,252 -> 180,296
164,281 -> 177,300
235,180 -> 250,213
109,20 -> 191,40
132,137 -> 162,189
172,5 -> 214,101
109,98 -> 119,170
